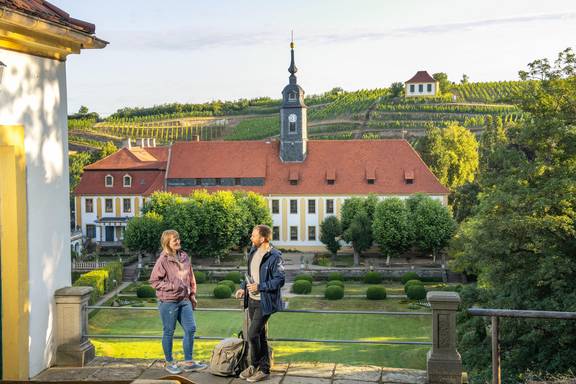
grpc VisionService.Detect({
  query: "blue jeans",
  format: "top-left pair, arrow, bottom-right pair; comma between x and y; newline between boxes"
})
158,299 -> 196,362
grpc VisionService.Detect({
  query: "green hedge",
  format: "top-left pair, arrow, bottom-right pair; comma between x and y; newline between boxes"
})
325,285 -> 344,300
327,272 -> 344,282
136,285 -> 156,298
406,284 -> 427,300
326,280 -> 345,288
363,271 -> 383,284
366,286 -> 387,300
194,271 -> 207,284
225,271 -> 242,284
292,280 -> 312,294
214,285 -> 232,299
401,272 -> 420,284
218,280 -> 236,292
404,279 -> 424,293
294,274 -> 313,283
73,261 -> 123,304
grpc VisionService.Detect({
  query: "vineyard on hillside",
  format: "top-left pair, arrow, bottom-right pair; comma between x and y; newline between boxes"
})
451,80 -> 529,103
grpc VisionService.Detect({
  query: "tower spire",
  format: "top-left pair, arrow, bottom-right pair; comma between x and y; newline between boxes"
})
288,30 -> 297,82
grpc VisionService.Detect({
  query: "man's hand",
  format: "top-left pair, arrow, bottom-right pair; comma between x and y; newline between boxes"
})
247,282 -> 259,294
191,296 -> 198,309
234,289 -> 244,299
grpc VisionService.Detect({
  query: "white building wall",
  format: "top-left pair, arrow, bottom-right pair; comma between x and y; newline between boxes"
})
0,48 -> 69,376
406,82 -> 437,97
79,195 -> 140,242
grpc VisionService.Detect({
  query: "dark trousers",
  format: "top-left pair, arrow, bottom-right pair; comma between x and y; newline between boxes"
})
247,297 -> 270,373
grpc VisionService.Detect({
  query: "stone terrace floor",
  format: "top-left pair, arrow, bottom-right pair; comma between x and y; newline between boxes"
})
32,357 -> 428,384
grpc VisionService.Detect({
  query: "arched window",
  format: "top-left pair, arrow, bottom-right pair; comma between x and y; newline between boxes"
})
123,174 -> 132,187
105,174 -> 114,187
288,91 -> 296,101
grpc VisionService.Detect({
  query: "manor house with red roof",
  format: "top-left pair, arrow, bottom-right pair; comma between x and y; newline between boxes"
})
75,45 -> 449,251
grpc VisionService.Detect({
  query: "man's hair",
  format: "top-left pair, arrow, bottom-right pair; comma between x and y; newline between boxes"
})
254,224 -> 272,242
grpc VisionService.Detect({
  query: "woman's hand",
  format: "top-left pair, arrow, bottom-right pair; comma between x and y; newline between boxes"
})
234,289 -> 244,299
191,296 -> 198,309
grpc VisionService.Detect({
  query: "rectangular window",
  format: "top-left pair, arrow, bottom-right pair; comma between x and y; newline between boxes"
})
235,178 -> 241,186
326,199 -> 335,214
418,84 -> 423,92
273,226 -> 280,241
289,92 -> 296,100
290,226 -> 298,241
406,179 -> 414,185
195,178 -> 202,186
308,226 -> 316,241
105,198 -> 113,213
308,199 -> 316,214
290,199 -> 298,214
85,198 -> 93,213
427,83 -> 432,92
86,225 -> 96,239
327,179 -> 335,185
368,179 -> 375,184
123,175 -> 131,187
410,84 -> 415,92
290,180 -> 298,185
272,199 -> 280,214
123,198 -> 131,213
289,122 -> 296,133
105,175 -> 113,187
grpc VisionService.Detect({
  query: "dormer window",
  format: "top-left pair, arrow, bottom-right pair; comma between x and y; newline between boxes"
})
288,91 -> 296,101
404,170 -> 415,185
123,174 -> 132,187
366,167 -> 376,185
289,169 -> 299,185
105,175 -> 114,187
326,168 -> 336,185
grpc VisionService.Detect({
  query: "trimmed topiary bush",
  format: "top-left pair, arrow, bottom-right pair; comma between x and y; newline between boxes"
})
292,280 -> 312,294
326,280 -> 345,288
225,271 -> 242,284
404,279 -> 424,293
136,285 -> 156,298
406,284 -> 427,300
401,272 -> 420,284
294,274 -> 313,283
325,285 -> 344,300
366,286 -> 387,300
213,285 -> 232,299
194,271 -> 207,284
327,272 -> 344,281
363,271 -> 383,284
218,280 -> 236,292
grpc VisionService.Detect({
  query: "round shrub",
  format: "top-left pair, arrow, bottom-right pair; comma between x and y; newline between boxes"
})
294,274 -> 313,283
136,285 -> 156,298
325,285 -> 344,300
406,284 -> 427,300
401,272 -> 420,284
326,280 -> 345,288
363,271 -> 383,284
194,271 -> 207,284
404,279 -> 424,293
213,285 -> 232,299
292,280 -> 312,294
366,286 -> 387,300
218,280 -> 236,292
225,271 -> 242,284
327,272 -> 344,281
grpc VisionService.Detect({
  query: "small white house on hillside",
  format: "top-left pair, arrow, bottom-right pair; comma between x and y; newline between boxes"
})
405,70 -> 439,97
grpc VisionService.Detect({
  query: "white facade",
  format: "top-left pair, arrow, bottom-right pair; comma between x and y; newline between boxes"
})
0,48 -> 70,376
405,82 -> 437,97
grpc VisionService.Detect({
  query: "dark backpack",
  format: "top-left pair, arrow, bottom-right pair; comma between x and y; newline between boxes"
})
208,334 -> 248,377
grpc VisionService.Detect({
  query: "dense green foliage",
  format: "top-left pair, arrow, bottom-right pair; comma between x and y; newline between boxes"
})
194,271 -> 207,284
217,280 -> 236,292
73,261 -> 123,304
292,280 -> 313,294
123,212 -> 165,256
372,197 -> 411,264
324,285 -> 344,300
326,280 -> 345,288
136,285 -> 156,298
213,285 -> 232,299
327,272 -> 344,282
401,272 -> 420,284
294,274 -> 313,283
319,216 -> 342,257
366,286 -> 387,300
406,285 -> 427,300
224,271 -> 242,284
363,272 -> 383,284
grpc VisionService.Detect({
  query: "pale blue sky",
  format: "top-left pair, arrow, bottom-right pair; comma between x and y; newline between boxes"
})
58,1 -> 576,116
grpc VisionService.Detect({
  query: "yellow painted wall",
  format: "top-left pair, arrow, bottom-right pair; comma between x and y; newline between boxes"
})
75,196 -> 82,227
115,197 -> 121,216
300,198 -> 306,241
0,125 -> 29,380
318,198 -> 324,224
135,197 -> 140,216
282,199 -> 288,242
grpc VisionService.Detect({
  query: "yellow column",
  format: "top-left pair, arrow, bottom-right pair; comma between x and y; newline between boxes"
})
282,198 -> 288,242
336,198 -> 343,218
96,197 -> 102,219
300,198 -> 306,241
75,196 -> 82,227
318,198 -> 324,224
135,196 -> 140,216
115,197 -> 121,215
0,126 -> 29,380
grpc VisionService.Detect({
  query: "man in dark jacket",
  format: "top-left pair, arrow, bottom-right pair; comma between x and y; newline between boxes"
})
234,225 -> 285,382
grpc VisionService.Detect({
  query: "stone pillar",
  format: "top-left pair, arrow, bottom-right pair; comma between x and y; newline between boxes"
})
54,286 -> 95,366
427,291 -> 462,384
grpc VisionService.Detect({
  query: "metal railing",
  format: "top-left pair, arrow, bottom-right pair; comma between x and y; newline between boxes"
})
85,305 -> 432,346
468,308 -> 576,384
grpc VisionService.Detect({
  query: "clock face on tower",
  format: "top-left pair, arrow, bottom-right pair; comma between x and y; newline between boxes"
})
288,114 -> 297,123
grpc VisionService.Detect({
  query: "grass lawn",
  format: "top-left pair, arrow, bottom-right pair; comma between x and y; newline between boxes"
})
89,295 -> 431,369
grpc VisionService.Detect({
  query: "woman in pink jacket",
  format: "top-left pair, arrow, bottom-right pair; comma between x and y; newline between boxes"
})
149,229 -> 207,374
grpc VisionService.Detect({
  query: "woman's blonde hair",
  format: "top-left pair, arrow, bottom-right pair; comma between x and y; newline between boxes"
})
161,229 -> 180,254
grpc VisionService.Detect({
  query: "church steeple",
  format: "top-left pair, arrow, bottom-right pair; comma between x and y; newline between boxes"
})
280,34 -> 308,163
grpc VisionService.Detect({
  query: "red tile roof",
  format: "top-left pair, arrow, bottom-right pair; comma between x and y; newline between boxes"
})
74,170 -> 165,196
85,147 -> 168,171
405,71 -> 437,84
0,0 -> 96,34
166,140 -> 449,196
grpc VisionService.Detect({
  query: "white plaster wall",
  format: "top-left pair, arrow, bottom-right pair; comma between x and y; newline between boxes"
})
0,48 -> 70,377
